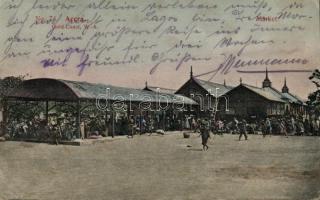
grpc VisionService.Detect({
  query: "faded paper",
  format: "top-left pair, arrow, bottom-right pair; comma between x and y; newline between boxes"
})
1,0 -> 320,200
0,0 -> 319,98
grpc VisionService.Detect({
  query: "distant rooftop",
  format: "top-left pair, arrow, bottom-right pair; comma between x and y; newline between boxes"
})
144,85 -> 176,94
193,77 -> 234,97
8,78 -> 198,105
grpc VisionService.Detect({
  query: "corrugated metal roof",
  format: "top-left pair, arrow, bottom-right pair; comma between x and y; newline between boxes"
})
144,86 -> 176,94
282,93 -> 304,104
266,86 -> 304,105
193,78 -> 233,97
9,78 -> 198,105
143,85 -> 197,106
238,84 -> 286,103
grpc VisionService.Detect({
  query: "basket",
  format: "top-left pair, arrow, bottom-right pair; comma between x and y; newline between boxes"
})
183,132 -> 190,138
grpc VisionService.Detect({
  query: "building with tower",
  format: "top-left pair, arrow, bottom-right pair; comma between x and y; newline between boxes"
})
223,68 -> 306,119
175,67 -> 306,119
175,66 -> 233,117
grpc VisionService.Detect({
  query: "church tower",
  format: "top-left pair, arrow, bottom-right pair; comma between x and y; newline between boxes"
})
262,68 -> 272,88
282,77 -> 289,93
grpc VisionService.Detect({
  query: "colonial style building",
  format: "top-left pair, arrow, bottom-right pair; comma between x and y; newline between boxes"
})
175,67 -> 233,117
225,69 -> 305,118
175,67 -> 306,119
143,82 -> 176,94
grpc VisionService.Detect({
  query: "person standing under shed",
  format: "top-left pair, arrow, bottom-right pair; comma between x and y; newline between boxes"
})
128,116 -> 135,138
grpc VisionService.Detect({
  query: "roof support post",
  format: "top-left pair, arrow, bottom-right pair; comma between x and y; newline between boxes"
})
180,108 -> 184,131
45,101 -> 49,123
139,111 -> 142,135
104,107 -> 108,137
163,110 -> 166,130
1,99 -> 8,136
76,100 -> 81,139
111,108 -> 115,138
127,102 -> 131,119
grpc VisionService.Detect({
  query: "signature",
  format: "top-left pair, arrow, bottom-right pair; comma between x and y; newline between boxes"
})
194,53 -> 310,80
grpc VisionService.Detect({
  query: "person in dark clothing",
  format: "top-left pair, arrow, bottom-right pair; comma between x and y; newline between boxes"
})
199,119 -> 210,151
239,119 -> 248,141
121,117 -> 129,136
263,118 -> 272,138
304,119 -> 310,135
127,116 -> 135,138
49,123 -> 61,145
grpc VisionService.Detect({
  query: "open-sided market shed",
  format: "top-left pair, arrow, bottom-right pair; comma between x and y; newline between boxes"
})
6,78 -> 197,141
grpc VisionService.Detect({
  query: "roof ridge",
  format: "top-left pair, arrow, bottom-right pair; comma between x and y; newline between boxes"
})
62,78 -> 147,92
286,92 -> 304,102
242,83 -> 262,90
195,77 -> 233,88
147,85 -> 176,90
269,87 -> 283,95
238,84 -> 286,103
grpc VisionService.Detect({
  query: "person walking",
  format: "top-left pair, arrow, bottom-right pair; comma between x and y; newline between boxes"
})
191,117 -> 196,131
199,118 -> 210,151
264,117 -> 272,138
312,119 -> 318,136
291,117 -> 296,135
128,116 -> 135,138
280,119 -> 288,137
239,119 -> 248,141
233,117 -> 239,134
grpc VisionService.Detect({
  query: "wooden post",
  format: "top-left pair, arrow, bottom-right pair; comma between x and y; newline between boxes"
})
76,100 -> 81,139
163,110 -> 166,130
112,109 -> 115,138
2,99 -> 8,136
139,111 -> 142,135
127,103 -> 130,118
105,108 -> 108,136
45,101 -> 49,123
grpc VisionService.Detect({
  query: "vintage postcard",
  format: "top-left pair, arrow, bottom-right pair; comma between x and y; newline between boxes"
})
0,0 -> 320,199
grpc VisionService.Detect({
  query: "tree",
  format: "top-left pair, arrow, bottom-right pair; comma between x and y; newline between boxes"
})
0,75 -> 27,135
307,70 -> 320,116
0,76 -> 25,99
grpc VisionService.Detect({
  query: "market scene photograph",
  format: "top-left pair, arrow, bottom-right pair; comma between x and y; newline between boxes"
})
0,68 -> 320,199
1,0 -> 320,199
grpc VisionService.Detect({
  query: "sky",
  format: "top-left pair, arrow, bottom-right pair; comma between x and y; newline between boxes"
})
0,0 -> 319,100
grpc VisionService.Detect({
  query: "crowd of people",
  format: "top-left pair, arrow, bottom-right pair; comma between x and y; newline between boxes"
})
5,110 -> 320,146
191,115 -> 320,151
213,116 -> 320,137
6,114 -> 78,143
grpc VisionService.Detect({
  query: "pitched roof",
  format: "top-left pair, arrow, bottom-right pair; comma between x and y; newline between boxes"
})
267,86 -> 305,105
227,83 -> 305,104
9,78 -> 198,105
235,84 -> 286,103
143,85 -> 199,107
193,78 -> 234,97
144,86 -> 176,94
281,92 -> 305,105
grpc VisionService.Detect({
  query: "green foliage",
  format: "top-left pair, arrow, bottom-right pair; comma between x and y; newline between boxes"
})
309,69 -> 320,88
308,70 -> 320,113
8,101 -> 44,122
0,75 -> 26,100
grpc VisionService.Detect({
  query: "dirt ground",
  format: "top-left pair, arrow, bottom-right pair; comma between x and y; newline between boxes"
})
0,133 -> 320,200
